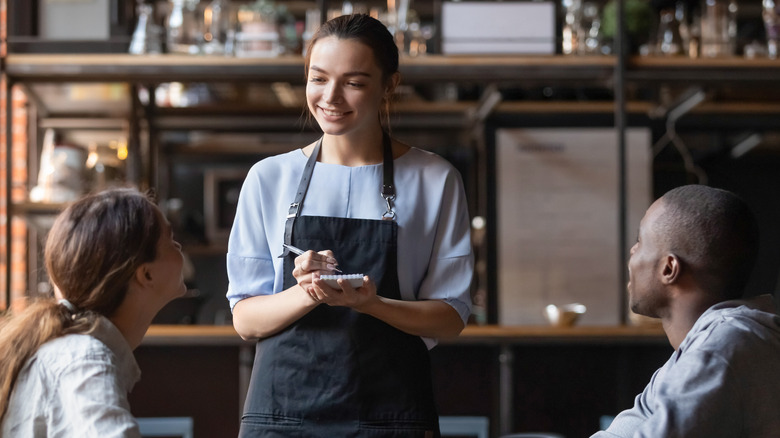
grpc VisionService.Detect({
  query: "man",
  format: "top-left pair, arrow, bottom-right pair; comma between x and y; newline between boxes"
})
592,184 -> 780,437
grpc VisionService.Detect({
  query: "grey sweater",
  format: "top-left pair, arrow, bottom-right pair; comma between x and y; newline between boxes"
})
592,295 -> 780,438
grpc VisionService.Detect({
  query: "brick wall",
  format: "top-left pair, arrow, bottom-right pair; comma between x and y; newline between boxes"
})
1,0 -> 29,312
1,0 -> 6,310
1,0 -> 5,57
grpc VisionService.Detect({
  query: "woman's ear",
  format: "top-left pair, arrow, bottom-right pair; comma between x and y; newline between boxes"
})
385,72 -> 401,97
134,264 -> 153,288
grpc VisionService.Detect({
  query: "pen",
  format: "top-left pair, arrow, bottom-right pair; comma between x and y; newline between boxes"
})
282,243 -> 343,273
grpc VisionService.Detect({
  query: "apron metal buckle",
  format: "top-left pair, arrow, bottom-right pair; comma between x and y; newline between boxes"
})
287,202 -> 299,218
381,193 -> 396,220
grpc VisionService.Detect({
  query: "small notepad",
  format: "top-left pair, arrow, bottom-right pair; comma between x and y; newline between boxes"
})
320,274 -> 364,289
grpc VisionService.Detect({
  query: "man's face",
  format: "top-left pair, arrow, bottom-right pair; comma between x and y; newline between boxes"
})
627,199 -> 669,318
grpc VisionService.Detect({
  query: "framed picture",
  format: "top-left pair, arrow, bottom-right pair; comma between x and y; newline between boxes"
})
203,167 -> 251,244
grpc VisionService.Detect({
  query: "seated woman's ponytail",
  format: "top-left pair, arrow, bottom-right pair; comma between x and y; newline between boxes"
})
0,187 -> 161,422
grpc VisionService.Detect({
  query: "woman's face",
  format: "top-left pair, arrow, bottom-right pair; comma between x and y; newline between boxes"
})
147,208 -> 187,301
306,36 -> 389,138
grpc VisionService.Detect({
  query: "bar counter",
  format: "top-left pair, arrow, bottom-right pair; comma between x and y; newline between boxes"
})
141,323 -> 667,346
136,323 -> 669,436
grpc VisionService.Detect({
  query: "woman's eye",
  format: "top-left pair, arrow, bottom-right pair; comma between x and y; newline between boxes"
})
347,82 -> 364,88
309,77 -> 325,83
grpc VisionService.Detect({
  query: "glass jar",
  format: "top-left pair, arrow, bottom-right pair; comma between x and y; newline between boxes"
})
764,0 -> 780,58
700,0 -> 737,57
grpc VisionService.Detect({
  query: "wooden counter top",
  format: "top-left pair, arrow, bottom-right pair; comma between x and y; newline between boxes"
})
142,324 -> 249,346
441,323 -> 666,345
141,323 -> 667,347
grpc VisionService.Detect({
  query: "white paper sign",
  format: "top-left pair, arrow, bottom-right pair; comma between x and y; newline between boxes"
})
496,128 -> 651,325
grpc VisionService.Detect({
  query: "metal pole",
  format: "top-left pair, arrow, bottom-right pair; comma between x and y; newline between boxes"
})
615,0 -> 628,324
498,344 -> 514,434
4,77 -> 12,312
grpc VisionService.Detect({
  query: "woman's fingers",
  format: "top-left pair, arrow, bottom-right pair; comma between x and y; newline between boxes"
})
296,250 -> 339,273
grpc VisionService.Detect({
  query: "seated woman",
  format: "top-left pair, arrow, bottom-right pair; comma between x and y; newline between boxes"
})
0,188 -> 187,437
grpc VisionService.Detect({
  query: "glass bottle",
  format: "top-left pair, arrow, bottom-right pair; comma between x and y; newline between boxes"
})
578,1 -> 602,55
201,0 -> 230,55
764,0 -> 779,58
655,7 -> 683,56
561,0 -> 582,55
129,2 -> 158,54
167,0 -> 202,54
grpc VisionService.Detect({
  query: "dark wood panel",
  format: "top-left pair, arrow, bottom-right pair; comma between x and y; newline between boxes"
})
130,345 -> 242,438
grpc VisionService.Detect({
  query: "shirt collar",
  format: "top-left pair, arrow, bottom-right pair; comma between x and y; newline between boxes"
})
91,316 -> 142,390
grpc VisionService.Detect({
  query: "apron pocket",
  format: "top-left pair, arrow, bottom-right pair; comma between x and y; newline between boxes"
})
241,411 -> 303,427
360,418 -> 433,431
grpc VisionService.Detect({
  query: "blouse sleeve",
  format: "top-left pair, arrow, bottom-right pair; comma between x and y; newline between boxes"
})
416,166 -> 474,326
226,164 -> 277,310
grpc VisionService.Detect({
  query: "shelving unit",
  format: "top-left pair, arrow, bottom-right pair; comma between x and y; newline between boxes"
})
5,52 -> 780,310
4,49 -> 780,436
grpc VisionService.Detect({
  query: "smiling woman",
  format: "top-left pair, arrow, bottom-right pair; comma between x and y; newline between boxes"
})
305,37 -> 397,157
227,13 -> 474,438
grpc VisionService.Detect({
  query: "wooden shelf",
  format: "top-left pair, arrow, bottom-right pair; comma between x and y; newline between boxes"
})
140,323 -> 667,347
627,56 -> 780,82
38,117 -> 129,130
7,53 -> 779,85
4,54 -> 305,83
398,54 -> 616,83
630,56 -> 780,68
10,201 -> 67,216
5,54 -> 616,84
497,101 -> 653,114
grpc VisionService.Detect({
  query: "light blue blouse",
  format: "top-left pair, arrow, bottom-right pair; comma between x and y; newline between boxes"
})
226,147 -> 474,347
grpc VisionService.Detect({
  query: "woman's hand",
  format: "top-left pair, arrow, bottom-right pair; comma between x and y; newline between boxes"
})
309,275 -> 379,310
292,250 -> 340,294
307,275 -> 464,338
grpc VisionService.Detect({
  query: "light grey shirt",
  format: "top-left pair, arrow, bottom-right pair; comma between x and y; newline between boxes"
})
592,295 -> 780,438
1,316 -> 142,438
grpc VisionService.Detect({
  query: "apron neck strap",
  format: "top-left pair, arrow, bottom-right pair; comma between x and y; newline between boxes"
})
281,138 -> 322,255
281,132 -> 396,255
380,131 -> 396,220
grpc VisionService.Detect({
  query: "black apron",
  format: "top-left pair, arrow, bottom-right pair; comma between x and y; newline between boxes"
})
239,133 -> 439,438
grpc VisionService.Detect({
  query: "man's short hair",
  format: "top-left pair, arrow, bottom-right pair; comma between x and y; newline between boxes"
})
657,185 -> 759,300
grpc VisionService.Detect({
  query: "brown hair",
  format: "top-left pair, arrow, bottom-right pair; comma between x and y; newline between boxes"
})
303,14 -> 400,131
0,188 -> 161,420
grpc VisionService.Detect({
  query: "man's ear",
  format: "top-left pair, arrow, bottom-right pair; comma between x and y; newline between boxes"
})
660,253 -> 681,285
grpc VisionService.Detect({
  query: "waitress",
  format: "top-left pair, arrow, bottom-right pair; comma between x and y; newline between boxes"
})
227,14 -> 473,437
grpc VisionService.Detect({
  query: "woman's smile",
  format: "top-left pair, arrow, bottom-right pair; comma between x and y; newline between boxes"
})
319,106 -> 351,118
